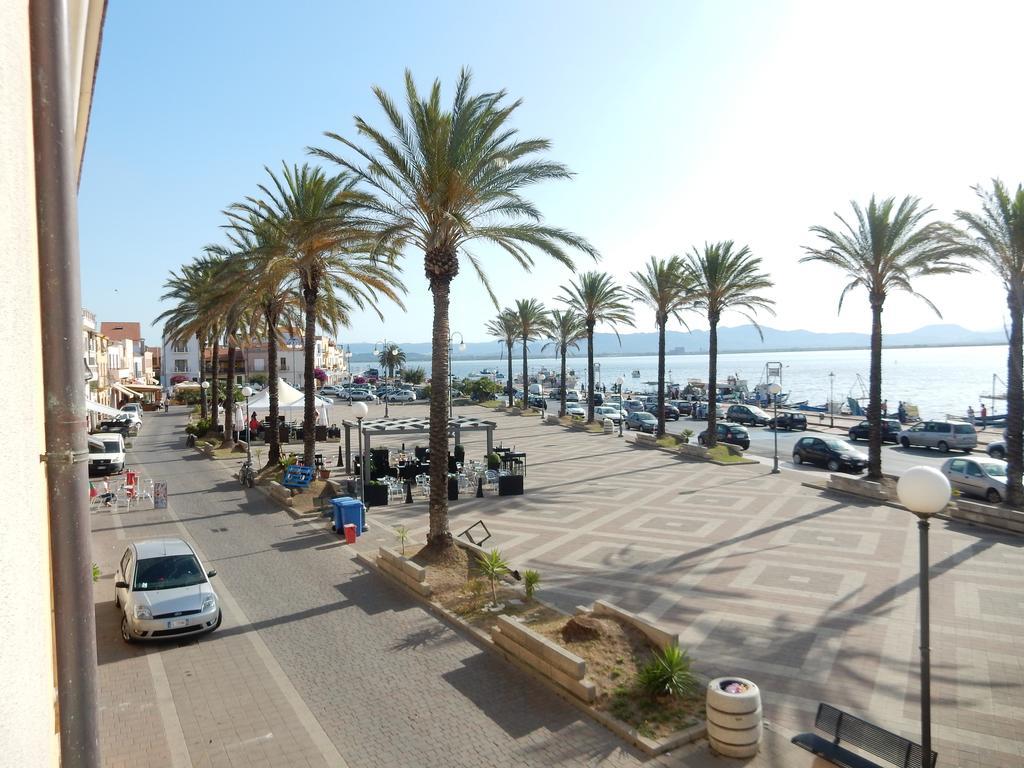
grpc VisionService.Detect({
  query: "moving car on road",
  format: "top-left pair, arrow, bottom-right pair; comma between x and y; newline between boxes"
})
645,402 -> 680,421
768,411 -> 807,431
726,404 -> 770,426
114,538 -> 221,643
698,423 -> 750,450
565,403 -> 586,418
527,395 -> 547,409
847,418 -> 902,443
792,436 -> 867,473
941,456 -> 1007,503
987,441 -> 1006,460
898,420 -> 977,453
624,411 -> 658,433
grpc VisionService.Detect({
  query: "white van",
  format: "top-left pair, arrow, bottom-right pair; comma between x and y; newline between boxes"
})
88,433 -> 125,476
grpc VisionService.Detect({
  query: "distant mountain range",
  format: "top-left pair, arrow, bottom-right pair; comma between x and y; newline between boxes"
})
348,324 -> 1006,362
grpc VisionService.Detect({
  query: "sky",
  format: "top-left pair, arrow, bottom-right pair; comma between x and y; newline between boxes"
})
79,0 -> 1024,346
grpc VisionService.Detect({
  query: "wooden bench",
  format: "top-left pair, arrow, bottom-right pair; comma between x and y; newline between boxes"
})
792,703 -> 936,768
282,464 -> 315,492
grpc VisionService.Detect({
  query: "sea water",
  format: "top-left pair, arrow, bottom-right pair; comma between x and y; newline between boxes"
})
418,345 -> 1013,420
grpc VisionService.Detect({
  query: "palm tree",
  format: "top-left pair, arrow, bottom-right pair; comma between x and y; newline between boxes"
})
542,309 -> 586,417
377,344 -> 407,380
802,196 -> 968,478
628,256 -> 693,436
485,310 -> 521,408
232,163 -> 406,466
558,272 -> 633,422
685,243 -> 774,450
312,69 -> 597,552
513,299 -> 550,407
955,180 -> 1024,505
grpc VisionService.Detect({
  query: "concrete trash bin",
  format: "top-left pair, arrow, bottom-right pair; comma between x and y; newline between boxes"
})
603,418 -> 614,434
706,677 -> 762,758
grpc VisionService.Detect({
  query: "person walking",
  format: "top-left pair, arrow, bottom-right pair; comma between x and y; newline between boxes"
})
980,403 -> 988,424
967,405 -> 975,426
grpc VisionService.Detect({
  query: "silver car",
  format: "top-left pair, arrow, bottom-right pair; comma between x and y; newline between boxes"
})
898,420 -> 977,453
594,405 -> 625,424
114,538 -> 221,642
941,456 -> 1007,503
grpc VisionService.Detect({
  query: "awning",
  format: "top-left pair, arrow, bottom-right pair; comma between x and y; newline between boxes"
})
112,382 -> 143,398
85,399 -> 120,417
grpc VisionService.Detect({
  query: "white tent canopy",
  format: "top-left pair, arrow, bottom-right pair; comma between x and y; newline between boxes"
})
85,399 -> 120,417
244,378 -> 331,424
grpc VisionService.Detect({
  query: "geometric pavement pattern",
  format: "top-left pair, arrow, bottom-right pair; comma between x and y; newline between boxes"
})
362,408 -> 1024,768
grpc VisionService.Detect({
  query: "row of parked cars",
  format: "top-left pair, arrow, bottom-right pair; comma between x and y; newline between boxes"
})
318,384 -> 417,403
88,403 -> 145,477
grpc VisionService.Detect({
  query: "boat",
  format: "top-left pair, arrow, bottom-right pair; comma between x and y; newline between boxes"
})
795,402 -> 829,413
631,370 -> 641,378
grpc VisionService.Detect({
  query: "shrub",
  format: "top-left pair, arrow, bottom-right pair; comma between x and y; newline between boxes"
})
279,453 -> 299,470
91,562 -> 101,583
476,548 -> 510,605
394,525 -> 410,555
523,569 -> 540,600
637,645 -> 699,699
467,377 -> 500,401
680,429 -> 694,444
403,366 -> 426,385
486,452 -> 502,470
185,418 -> 211,437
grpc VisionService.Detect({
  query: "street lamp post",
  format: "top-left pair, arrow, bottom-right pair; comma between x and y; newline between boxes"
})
448,331 -> 465,418
201,380 -> 210,418
896,466 -> 948,768
616,377 -> 625,437
829,371 -> 835,428
372,340 -> 395,418
353,401 -> 369,501
768,383 -> 782,473
241,386 -> 253,463
344,346 -> 353,407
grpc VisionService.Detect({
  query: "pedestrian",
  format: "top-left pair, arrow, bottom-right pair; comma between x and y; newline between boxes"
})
981,403 -> 987,423
898,401 -> 907,424
881,400 -> 888,417
967,406 -> 975,426
249,411 -> 260,437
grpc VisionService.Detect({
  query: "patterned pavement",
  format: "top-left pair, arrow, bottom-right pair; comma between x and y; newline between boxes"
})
360,407 -> 1024,768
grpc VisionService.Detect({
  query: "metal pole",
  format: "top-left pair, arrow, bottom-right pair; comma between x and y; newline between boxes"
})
771,395 -> 780,473
448,338 -> 453,419
30,0 -> 100,762
357,416 -> 365,500
245,395 -> 251,464
918,517 -> 932,768
829,372 -> 835,428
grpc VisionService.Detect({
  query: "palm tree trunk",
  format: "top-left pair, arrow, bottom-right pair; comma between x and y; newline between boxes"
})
221,345 -> 236,447
656,315 -> 666,437
210,328 -> 220,431
1006,285 -> 1023,506
867,296 -> 884,480
707,314 -> 718,447
427,276 -> 453,548
506,342 -> 514,407
302,285 -> 317,466
586,321 -> 595,423
522,334 -> 529,408
197,333 -> 208,421
560,346 -> 567,417
265,308 -> 281,467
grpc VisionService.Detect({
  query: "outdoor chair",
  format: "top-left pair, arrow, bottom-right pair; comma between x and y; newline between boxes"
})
483,470 -> 499,492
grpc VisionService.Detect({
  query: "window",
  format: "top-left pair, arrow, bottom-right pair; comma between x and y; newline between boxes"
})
172,341 -> 189,353
120,549 -> 132,578
280,357 -> 287,371
174,359 -> 188,372
252,358 -> 265,372
966,463 -> 984,477
950,459 -> 966,473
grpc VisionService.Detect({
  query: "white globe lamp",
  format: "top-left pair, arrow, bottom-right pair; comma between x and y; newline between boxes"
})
897,466 -> 950,518
352,401 -> 369,420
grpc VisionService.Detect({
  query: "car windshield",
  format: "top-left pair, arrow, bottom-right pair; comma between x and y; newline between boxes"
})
102,441 -> 121,454
983,463 -> 1007,477
824,439 -> 855,452
638,413 -> 655,421
133,555 -> 206,591
749,407 -> 768,417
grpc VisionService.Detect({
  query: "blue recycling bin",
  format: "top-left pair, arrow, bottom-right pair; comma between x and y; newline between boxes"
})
330,496 -> 366,536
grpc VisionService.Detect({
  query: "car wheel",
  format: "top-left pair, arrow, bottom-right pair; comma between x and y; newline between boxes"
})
900,437 -> 910,448
990,447 -> 1005,460
698,436 -> 705,446
986,488 -> 1002,504
120,614 -> 135,644
827,459 -> 840,472
938,441 -> 949,453
793,452 -> 803,465
848,432 -> 857,441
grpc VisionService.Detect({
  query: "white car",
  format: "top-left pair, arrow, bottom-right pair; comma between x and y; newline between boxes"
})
114,538 -> 221,643
941,456 -> 1007,504
594,405 -> 625,424
566,403 -> 586,417
388,389 -> 416,402
113,412 -> 142,435
88,433 -> 125,476
898,420 -> 977,453
119,403 -> 144,419
349,389 -> 378,403
319,385 -> 344,397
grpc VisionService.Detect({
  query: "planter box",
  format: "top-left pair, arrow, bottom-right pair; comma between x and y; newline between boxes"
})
498,474 -> 524,496
376,547 -> 432,596
363,483 -> 389,507
827,474 -> 889,501
268,481 -> 294,507
634,432 -> 657,446
592,600 -> 679,651
491,615 -> 597,704
544,413 -> 560,424
678,443 -> 709,460
951,499 -> 1024,535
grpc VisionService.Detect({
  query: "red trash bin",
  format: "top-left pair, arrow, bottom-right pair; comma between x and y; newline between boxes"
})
343,523 -> 357,544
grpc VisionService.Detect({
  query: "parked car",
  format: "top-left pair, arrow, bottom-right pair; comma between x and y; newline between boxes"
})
697,423 -> 750,450
622,399 -> 646,414
693,401 -> 729,420
528,395 -> 547,409
114,538 -> 221,643
624,411 -> 658,433
941,456 -> 1007,503
726,404 -> 770,426
349,389 -> 378,402
564,390 -> 581,402
389,389 -> 416,402
987,440 -> 1006,459
898,421 -> 977,453
792,436 -> 868,473
319,385 -> 344,397
565,403 -> 586,418
594,405 -> 624,424
88,433 -> 125,476
645,402 -> 680,421
847,418 -> 902,443
119,403 -> 144,419
767,411 -> 807,431
669,399 -> 693,416
591,392 -> 604,407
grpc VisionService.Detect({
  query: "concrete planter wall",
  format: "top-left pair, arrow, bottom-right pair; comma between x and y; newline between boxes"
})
590,600 -> 679,652
951,499 -> 1024,535
491,615 -> 597,703
268,481 -> 294,507
634,432 -> 658,446
827,474 -> 889,501
376,547 -> 432,596
678,443 -> 709,460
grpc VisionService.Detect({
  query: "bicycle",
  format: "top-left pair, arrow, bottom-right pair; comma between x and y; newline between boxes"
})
239,459 -> 255,488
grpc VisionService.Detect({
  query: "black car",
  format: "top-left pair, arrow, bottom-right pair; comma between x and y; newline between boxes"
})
768,411 -> 807,431
527,395 -> 547,409
645,402 -> 680,421
792,436 -> 868,473
697,422 -> 750,450
669,399 -> 693,416
726,404 -> 770,426
847,418 -> 902,444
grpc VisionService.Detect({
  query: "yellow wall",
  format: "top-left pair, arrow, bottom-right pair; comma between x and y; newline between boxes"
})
0,0 -> 59,764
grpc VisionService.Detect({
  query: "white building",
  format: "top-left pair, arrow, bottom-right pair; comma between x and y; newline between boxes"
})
160,335 -> 200,388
